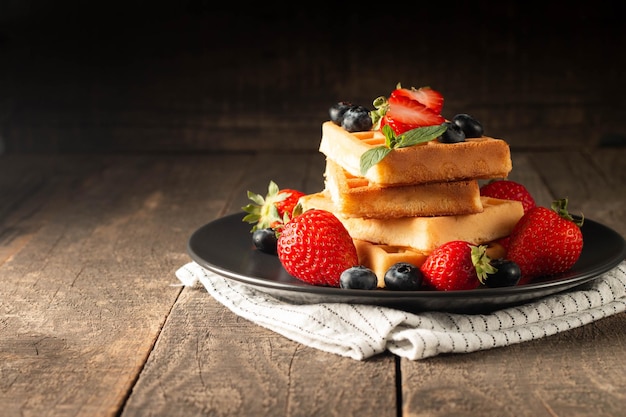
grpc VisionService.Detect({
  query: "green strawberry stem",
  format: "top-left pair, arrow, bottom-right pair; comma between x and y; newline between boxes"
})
471,244 -> 496,284
551,198 -> 584,227
242,180 -> 287,232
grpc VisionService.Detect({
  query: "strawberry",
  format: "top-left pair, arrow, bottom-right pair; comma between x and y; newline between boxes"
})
420,241 -> 495,291
277,209 -> 358,287
480,179 -> 536,213
380,95 -> 445,135
242,181 -> 306,232
389,86 -> 444,113
507,198 -> 584,284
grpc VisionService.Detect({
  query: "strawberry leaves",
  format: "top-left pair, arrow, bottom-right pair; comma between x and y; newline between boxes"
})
551,198 -> 584,227
359,123 -> 447,175
242,181 -> 304,232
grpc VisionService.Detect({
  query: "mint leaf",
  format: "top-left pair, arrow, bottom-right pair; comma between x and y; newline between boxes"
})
358,124 -> 447,176
360,146 -> 392,175
381,124 -> 397,148
397,124 -> 447,148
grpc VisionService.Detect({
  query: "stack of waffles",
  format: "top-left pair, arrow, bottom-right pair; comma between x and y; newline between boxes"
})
299,121 -> 525,287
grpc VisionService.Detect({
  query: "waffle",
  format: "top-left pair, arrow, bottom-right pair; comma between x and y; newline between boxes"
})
324,159 -> 483,218
319,121 -> 512,186
298,192 -> 524,253
354,239 -> 508,288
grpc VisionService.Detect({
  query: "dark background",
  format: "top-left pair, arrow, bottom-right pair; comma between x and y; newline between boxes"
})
1,1 -> 625,154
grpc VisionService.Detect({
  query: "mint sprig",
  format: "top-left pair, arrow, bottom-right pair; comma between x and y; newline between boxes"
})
359,123 -> 447,176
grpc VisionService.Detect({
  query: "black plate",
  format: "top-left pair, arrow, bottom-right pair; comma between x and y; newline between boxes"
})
187,212 -> 626,313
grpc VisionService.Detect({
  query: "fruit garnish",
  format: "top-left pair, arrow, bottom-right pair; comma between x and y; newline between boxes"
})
329,102 -> 373,132
341,105 -> 373,132
251,228 -> 279,255
242,181 -> 305,232
452,113 -> 484,138
507,198 -> 584,284
420,241 -> 494,291
329,101 -> 353,125
340,266 -> 378,290
480,179 -> 536,213
277,209 -> 358,287
389,85 -> 444,113
438,121 -> 466,143
359,123 -> 447,175
379,95 -> 445,135
483,258 -> 522,288
370,83 -> 445,134
384,262 -> 423,291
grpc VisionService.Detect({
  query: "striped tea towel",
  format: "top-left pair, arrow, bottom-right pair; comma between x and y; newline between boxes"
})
176,260 -> 626,360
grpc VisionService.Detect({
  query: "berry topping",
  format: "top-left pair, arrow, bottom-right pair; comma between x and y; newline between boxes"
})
438,121 -> 466,143
329,101 -> 353,125
480,180 -> 536,213
341,105 -> 373,132
452,113 -> 484,138
389,85 -> 444,113
242,181 -> 306,232
340,266 -> 378,290
277,209 -> 358,287
380,94 -> 445,135
483,258 -> 522,287
384,263 -> 423,291
252,228 -> 278,255
420,241 -> 494,291
507,198 -> 584,284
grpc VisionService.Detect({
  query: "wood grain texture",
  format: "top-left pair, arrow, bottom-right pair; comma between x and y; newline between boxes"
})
0,149 -> 624,416
1,2 -> 625,153
401,313 -> 626,417
0,155 -> 253,416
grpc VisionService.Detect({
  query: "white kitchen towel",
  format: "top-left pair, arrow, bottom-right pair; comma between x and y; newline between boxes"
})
176,260 -> 626,360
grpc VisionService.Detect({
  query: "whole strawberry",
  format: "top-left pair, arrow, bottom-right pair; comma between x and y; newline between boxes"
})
420,241 -> 494,291
277,209 -> 358,287
242,181 -> 305,231
507,198 -> 584,284
480,179 -> 536,213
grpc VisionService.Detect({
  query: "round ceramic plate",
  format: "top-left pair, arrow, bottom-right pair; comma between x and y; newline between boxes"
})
187,212 -> 626,313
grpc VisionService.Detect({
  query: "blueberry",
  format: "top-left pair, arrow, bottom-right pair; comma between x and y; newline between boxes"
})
484,258 -> 521,288
329,101 -> 353,125
340,266 -> 378,290
452,113 -> 484,138
384,263 -> 423,291
252,228 -> 278,255
439,121 -> 466,143
341,105 -> 373,132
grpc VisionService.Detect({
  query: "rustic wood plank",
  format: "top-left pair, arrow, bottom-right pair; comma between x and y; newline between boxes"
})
3,149 -> 624,417
122,152 -> 397,417
0,155 -> 107,266
401,149 -> 626,416
528,148 -> 626,237
0,154 -> 255,416
401,313 -> 626,417
122,287 -> 397,417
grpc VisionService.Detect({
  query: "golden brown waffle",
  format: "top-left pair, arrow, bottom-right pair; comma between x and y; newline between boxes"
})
319,121 -> 512,186
354,239 -> 508,288
299,192 -> 524,253
324,159 -> 483,218
353,240 -> 428,288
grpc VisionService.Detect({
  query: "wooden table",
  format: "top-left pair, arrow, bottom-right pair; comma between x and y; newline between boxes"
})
1,148 -> 625,417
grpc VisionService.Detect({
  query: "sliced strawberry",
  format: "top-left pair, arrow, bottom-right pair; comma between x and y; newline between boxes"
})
390,86 -> 444,113
383,95 -> 445,135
